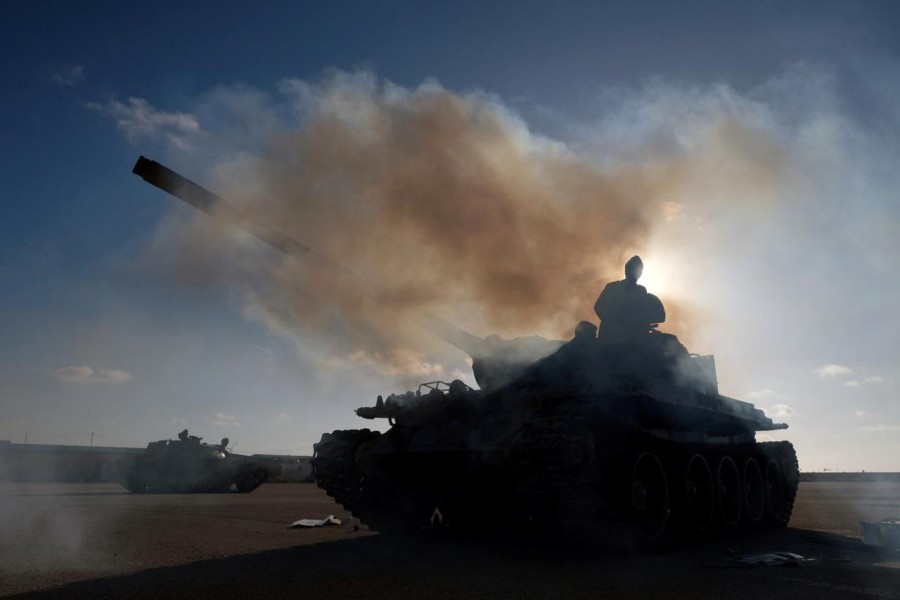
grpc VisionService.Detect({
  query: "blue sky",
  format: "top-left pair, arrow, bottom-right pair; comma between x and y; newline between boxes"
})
2,1 -> 899,470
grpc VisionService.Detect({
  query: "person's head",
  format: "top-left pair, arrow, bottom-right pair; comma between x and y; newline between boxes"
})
574,320 -> 598,340
625,255 -> 643,282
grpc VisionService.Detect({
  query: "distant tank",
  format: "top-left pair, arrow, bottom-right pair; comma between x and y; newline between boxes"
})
116,430 -> 270,493
131,156 -> 798,543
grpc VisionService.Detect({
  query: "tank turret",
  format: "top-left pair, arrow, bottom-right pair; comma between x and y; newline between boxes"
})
419,313 -> 564,390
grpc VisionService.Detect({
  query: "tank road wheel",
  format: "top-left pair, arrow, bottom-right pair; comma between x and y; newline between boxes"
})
630,452 -> 670,541
743,458 -> 765,524
684,454 -> 715,533
716,457 -> 741,527
763,459 -> 786,522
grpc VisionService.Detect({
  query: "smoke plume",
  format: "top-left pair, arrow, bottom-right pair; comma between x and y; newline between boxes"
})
154,73 -> 696,377
147,68 -> 897,391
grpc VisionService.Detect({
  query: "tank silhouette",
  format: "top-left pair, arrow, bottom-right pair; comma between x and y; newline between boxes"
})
132,156 -> 798,542
316,320 -> 798,543
116,430 -> 270,493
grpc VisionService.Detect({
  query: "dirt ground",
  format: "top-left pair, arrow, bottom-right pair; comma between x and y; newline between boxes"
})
1,481 -> 898,599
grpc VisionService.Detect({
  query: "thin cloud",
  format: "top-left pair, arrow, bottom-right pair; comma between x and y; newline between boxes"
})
54,366 -> 133,384
854,410 -> 887,421
845,374 -> 884,387
768,403 -> 799,418
212,412 -> 241,427
856,423 -> 900,432
747,389 -> 777,399
814,364 -> 853,378
88,97 -> 200,149
51,64 -> 84,87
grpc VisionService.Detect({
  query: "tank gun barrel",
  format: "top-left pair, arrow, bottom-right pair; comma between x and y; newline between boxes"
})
132,156 -> 337,268
132,156 -> 516,383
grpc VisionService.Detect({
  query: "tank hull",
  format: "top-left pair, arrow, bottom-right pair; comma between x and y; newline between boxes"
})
313,381 -> 799,545
116,438 -> 270,494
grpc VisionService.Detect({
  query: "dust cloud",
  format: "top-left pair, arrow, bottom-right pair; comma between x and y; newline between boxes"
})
0,483 -> 92,580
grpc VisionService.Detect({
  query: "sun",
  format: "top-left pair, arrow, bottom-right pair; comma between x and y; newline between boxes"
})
634,251 -> 679,303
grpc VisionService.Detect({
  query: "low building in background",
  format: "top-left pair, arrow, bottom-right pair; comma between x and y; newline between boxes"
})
0,440 -> 143,483
799,472 -> 900,482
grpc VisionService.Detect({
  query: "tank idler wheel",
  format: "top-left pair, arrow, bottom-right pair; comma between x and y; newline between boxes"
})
743,458 -> 765,523
630,452 -> 670,541
684,454 -> 715,532
716,457 -> 741,527
763,458 -> 786,522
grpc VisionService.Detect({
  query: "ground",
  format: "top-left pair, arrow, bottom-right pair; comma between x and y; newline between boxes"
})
0,482 -> 898,598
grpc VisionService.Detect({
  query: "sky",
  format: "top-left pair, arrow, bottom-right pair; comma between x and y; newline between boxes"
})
1,1 -> 899,471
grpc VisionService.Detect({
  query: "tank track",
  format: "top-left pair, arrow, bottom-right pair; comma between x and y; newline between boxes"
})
312,422 -> 799,544
312,429 -> 404,531
759,440 -> 800,527
512,399 -> 800,546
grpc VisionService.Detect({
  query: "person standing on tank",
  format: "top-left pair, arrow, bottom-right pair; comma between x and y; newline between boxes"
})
594,255 -> 665,343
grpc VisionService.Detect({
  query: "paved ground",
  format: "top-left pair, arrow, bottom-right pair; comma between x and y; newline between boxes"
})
1,481 -> 898,598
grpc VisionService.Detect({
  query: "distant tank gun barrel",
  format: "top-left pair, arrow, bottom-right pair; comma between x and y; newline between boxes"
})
132,156 -> 339,268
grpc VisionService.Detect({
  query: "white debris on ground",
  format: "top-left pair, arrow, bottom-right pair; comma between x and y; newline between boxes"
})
287,515 -> 342,528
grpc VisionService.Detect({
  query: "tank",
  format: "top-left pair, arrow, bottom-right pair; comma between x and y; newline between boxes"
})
313,321 -> 798,544
131,156 -> 798,542
116,431 -> 270,493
